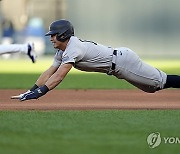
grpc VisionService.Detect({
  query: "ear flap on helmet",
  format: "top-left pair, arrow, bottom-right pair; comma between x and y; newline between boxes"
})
56,33 -> 66,42
56,29 -> 74,42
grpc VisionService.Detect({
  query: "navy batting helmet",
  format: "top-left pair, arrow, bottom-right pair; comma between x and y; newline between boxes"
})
45,19 -> 74,42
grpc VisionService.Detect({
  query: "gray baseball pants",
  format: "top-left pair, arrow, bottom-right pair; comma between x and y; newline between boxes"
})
113,47 -> 167,93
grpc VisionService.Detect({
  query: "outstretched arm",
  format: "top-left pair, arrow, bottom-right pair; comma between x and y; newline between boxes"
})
20,63 -> 73,101
45,63 -> 73,90
35,65 -> 59,87
11,65 -> 58,99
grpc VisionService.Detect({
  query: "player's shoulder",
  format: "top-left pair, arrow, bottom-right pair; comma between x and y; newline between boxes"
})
69,36 -> 80,43
67,36 -> 82,49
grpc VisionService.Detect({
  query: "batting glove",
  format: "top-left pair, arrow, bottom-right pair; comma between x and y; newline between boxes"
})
20,85 -> 49,101
11,84 -> 39,100
11,90 -> 31,99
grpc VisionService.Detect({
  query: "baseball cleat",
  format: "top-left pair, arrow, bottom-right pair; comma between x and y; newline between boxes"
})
27,43 -> 36,63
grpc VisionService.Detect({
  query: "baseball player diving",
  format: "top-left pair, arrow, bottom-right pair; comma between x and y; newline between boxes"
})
12,19 -> 180,101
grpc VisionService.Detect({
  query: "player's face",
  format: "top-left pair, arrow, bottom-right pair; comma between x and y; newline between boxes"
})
50,34 -> 64,49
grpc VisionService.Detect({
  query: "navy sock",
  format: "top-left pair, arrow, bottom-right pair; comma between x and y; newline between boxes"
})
164,75 -> 180,89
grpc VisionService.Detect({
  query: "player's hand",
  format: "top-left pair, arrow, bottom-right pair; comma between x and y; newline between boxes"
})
20,85 -> 49,101
20,90 -> 39,101
11,90 -> 31,99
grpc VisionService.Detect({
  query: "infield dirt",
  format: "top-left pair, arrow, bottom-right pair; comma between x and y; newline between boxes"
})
0,89 -> 179,110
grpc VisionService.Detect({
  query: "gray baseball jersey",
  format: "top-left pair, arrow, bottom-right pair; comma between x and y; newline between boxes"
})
53,36 -> 167,93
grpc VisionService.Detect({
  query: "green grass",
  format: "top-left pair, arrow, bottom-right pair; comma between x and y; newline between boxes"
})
0,73 -> 135,89
0,58 -> 180,74
0,58 -> 180,89
0,58 -> 180,154
0,110 -> 180,154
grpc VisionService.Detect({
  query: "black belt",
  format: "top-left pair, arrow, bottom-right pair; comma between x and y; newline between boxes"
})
111,50 -> 117,70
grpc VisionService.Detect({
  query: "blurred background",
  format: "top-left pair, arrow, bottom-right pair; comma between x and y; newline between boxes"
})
0,0 -> 180,58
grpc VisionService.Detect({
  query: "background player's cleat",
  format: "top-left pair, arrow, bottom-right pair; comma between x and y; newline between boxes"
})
27,43 -> 36,63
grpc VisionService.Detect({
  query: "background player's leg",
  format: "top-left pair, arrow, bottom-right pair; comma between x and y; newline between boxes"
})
0,44 -> 27,54
0,43 -> 36,63
164,75 -> 180,89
